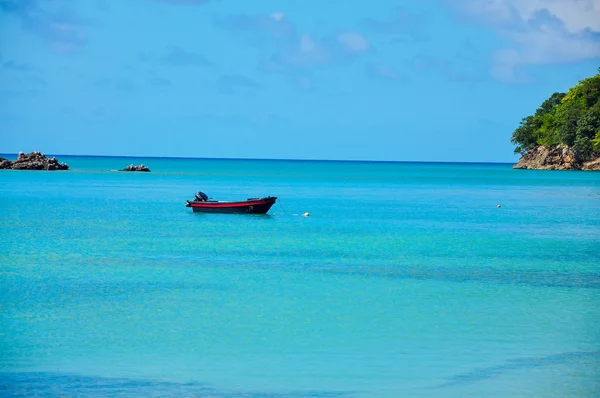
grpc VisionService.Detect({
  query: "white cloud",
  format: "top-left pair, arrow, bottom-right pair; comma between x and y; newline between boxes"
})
218,12 -> 373,85
297,76 -> 313,91
459,0 -> 516,24
364,62 -> 400,81
337,32 -> 370,53
458,0 -> 600,32
300,34 -> 316,53
510,0 -> 600,33
270,12 -> 285,21
448,0 -> 600,82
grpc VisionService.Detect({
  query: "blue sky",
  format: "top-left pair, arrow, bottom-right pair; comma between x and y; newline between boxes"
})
1,0 -> 599,162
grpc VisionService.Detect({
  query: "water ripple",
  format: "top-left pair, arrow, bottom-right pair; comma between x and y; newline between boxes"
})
437,351 -> 600,388
0,372 -> 352,398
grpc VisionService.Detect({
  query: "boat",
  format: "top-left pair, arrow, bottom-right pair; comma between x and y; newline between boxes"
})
185,191 -> 277,214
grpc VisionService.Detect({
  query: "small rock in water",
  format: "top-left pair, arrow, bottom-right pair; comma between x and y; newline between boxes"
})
120,164 -> 151,172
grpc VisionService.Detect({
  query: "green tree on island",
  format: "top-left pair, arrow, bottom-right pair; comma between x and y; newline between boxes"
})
511,67 -> 600,161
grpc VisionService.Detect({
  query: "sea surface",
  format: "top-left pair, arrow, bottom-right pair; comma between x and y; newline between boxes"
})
1,155 -> 599,397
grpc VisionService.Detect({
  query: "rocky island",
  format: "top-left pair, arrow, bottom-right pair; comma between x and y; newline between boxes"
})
511,68 -> 599,171
120,164 -> 151,172
0,151 -> 69,170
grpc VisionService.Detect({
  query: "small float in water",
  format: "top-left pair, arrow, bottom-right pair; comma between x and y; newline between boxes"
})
185,191 -> 277,214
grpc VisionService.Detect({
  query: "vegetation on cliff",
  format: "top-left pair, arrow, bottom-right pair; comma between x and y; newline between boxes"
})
511,68 -> 600,161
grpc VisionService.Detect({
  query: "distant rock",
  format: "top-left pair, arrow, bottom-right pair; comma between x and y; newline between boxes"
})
0,157 -> 11,169
1,151 -> 69,170
513,145 -> 599,171
120,164 -> 151,172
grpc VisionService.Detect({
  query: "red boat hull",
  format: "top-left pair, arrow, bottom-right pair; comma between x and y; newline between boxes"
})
186,197 -> 277,214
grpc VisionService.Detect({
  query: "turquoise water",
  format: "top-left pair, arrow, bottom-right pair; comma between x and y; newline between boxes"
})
1,156 -> 599,397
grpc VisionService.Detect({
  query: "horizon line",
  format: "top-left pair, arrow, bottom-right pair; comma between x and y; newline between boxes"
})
0,152 -> 516,165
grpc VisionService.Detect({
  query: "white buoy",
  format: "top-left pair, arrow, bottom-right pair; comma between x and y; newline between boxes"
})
303,212 -> 310,217
497,204 -> 501,208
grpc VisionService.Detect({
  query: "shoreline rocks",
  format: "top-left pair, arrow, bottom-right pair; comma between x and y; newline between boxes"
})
0,152 -> 69,170
120,164 -> 150,172
513,145 -> 599,171
583,158 -> 600,171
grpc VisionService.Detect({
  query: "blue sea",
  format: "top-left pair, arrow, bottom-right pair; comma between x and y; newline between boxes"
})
1,155 -> 599,397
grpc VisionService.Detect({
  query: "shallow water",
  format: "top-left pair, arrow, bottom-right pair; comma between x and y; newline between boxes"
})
1,156 -> 599,397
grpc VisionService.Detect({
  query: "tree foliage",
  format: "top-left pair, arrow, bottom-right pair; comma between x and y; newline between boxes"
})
511,69 -> 600,160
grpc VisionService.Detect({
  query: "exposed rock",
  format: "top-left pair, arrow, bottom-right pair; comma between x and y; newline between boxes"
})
0,157 -> 11,169
583,157 -> 600,171
2,151 -> 69,170
513,145 -> 594,170
120,164 -> 150,172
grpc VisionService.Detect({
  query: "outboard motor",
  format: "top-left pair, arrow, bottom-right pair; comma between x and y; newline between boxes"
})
195,191 -> 209,202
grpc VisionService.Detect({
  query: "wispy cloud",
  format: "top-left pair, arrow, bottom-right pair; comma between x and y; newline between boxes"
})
408,50 -> 487,83
2,60 -> 37,72
95,76 -> 138,92
146,76 -> 171,87
217,74 -> 261,94
139,45 -> 212,67
216,11 -> 372,84
0,88 -> 40,99
337,32 -> 370,55
0,0 -> 34,13
295,76 -> 314,91
0,0 -> 87,54
360,9 -> 427,42
156,0 -> 210,5
0,55 -> 46,91
215,12 -> 298,50
89,106 -> 120,120
446,0 -> 600,82
28,75 -> 47,87
364,62 -> 401,82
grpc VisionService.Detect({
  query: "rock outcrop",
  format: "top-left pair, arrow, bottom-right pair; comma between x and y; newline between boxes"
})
513,145 -> 599,171
0,157 -> 11,169
583,157 -> 600,171
120,164 -> 150,172
0,152 -> 69,170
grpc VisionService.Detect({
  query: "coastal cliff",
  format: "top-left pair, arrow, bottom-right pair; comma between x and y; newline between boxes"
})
511,68 -> 599,171
513,145 -> 600,171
